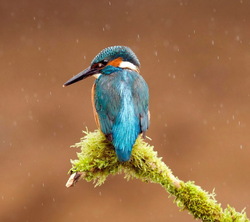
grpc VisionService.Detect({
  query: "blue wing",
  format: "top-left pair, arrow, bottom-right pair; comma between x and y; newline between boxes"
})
132,74 -> 150,134
94,70 -> 149,161
94,74 -> 121,135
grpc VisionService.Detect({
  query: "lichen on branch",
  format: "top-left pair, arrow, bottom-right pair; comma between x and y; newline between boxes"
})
66,130 -> 249,222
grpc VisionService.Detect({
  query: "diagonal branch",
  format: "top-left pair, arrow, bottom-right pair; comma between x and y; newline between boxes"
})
66,130 -> 249,222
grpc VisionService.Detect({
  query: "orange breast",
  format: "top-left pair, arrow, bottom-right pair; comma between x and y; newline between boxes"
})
91,83 -> 100,129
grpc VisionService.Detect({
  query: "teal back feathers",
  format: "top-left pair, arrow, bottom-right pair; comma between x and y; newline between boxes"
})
94,69 -> 149,161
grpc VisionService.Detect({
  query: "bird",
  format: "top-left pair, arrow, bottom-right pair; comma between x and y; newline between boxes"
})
64,46 -> 149,162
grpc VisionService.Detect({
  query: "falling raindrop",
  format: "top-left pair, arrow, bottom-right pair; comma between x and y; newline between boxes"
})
137,34 -> 140,41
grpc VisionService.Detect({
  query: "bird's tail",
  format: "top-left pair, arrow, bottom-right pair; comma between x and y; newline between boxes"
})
112,107 -> 140,161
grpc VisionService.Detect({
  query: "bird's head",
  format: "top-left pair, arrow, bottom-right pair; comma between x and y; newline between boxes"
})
63,46 -> 140,86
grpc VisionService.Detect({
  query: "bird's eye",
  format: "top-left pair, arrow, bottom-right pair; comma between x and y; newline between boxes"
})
93,60 -> 109,69
102,59 -> 108,65
97,63 -> 103,68
99,60 -> 108,67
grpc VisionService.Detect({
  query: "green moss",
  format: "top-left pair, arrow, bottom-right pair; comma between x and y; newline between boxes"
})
68,130 -> 249,222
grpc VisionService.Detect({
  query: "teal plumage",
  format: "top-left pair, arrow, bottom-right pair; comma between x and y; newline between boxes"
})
64,46 -> 149,161
95,69 -> 149,161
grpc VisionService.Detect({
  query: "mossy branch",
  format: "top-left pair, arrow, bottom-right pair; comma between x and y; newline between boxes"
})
66,130 -> 249,222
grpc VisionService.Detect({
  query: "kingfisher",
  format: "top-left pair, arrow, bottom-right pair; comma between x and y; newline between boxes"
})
64,46 -> 149,162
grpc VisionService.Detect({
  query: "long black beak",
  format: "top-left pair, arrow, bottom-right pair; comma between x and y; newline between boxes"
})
63,67 -> 99,87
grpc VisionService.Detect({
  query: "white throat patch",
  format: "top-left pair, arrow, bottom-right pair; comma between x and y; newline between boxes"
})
93,73 -> 101,79
119,61 -> 139,73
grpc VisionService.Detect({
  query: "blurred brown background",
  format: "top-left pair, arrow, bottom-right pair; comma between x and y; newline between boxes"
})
0,0 -> 249,221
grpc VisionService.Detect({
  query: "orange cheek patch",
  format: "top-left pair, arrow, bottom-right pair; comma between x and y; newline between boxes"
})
108,57 -> 123,67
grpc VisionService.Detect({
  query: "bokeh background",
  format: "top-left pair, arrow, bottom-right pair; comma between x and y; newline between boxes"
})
1,0 -> 250,221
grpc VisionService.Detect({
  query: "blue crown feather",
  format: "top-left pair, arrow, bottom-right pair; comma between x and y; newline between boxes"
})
91,46 -> 140,67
